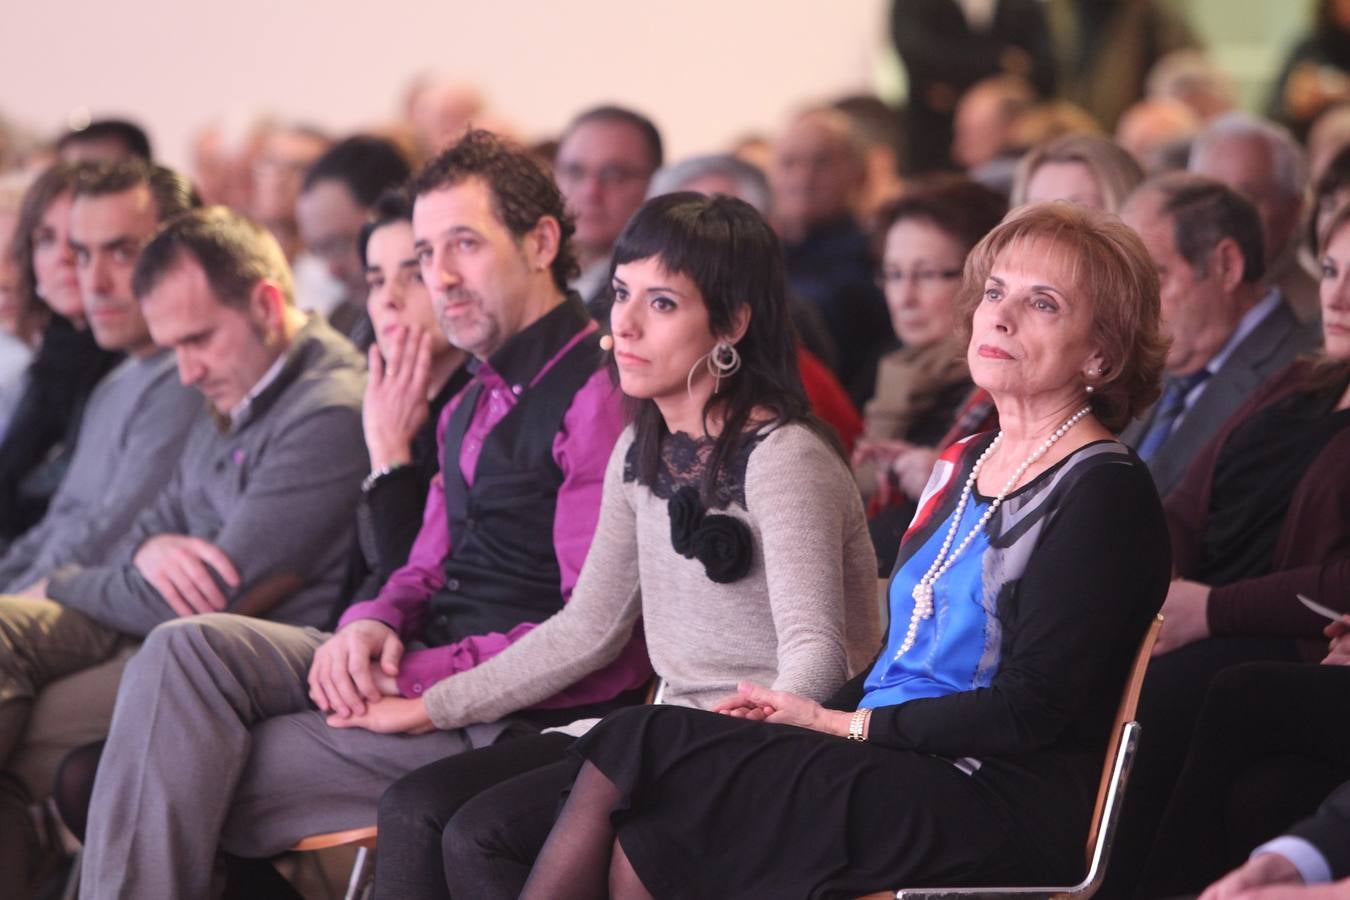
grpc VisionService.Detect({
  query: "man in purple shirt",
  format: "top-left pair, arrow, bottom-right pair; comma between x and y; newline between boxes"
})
78,131 -> 651,900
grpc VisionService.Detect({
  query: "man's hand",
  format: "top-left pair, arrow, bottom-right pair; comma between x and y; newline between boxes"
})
714,682 -> 853,736
1154,579 -> 1212,656
1199,852 -> 1303,900
364,326 -> 433,473
133,535 -> 240,618
1324,615 -> 1350,665
307,619 -> 404,718
326,695 -> 435,735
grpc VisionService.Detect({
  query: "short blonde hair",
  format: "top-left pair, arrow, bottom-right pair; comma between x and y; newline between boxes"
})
1011,134 -> 1145,213
953,202 -> 1167,432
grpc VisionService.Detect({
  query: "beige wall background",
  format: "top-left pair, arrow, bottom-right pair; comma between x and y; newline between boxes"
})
0,0 -> 890,170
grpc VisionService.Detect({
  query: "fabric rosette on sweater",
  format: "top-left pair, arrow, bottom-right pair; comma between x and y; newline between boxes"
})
667,486 -> 753,583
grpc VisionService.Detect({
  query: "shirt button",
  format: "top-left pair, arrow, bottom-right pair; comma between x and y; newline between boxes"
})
445,578 -> 460,591
412,683 -> 423,694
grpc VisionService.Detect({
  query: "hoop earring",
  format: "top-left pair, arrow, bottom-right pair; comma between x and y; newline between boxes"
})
706,341 -> 741,394
686,355 -> 705,401
685,341 -> 743,401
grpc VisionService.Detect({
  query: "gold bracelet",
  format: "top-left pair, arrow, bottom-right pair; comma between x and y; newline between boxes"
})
846,708 -> 870,741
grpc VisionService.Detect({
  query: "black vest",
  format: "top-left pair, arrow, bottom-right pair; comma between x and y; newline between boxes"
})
420,301 -> 606,647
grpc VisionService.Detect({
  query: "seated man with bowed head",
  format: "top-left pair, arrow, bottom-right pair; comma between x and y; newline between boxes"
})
78,130 -> 650,900
0,204 -> 368,736
0,204 -> 367,896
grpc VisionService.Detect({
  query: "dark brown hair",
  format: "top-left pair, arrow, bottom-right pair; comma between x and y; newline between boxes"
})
409,129 -> 579,291
132,206 -> 293,308
871,175 -> 1008,260
72,158 -> 201,222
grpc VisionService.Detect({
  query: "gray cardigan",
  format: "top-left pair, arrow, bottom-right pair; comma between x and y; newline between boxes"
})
47,316 -> 367,635
422,422 -> 881,729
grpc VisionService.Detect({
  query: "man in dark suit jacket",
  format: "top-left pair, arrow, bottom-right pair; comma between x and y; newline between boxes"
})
1194,781 -> 1350,898
1120,173 -> 1320,498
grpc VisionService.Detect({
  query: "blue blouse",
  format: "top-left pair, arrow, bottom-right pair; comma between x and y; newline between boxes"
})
861,494 -> 1001,709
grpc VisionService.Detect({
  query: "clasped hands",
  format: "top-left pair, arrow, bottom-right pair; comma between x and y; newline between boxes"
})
308,619 -> 434,735
713,681 -> 857,738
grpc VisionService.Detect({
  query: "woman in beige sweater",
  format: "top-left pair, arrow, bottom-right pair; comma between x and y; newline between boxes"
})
367,192 -> 880,899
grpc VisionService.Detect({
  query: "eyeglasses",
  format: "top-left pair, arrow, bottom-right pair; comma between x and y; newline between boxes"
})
877,267 -> 963,289
555,162 -> 648,189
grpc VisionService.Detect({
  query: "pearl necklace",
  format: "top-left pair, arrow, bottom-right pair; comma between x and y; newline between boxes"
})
895,405 -> 1093,660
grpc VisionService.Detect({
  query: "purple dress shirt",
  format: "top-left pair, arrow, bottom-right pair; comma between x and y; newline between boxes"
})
340,317 -> 652,708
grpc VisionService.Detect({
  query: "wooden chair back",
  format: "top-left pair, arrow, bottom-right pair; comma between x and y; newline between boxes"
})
1083,614 -> 1160,867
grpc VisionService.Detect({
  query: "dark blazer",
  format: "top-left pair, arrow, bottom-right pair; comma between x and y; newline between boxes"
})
1289,780 -> 1350,880
1121,294 -> 1320,497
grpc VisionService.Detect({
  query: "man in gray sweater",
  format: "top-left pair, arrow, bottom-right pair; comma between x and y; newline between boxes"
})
0,160 -> 203,889
0,207 -> 367,895
0,160 -> 202,595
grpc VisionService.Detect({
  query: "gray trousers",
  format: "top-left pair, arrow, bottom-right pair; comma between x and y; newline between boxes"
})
79,613 -> 472,900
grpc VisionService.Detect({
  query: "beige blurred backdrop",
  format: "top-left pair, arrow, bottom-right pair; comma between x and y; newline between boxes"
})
0,0 -> 890,169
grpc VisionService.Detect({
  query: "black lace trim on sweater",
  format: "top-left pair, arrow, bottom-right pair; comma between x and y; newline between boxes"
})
622,429 -> 767,510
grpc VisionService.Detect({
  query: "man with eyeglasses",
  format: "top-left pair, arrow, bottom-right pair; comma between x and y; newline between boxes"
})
553,105 -> 663,314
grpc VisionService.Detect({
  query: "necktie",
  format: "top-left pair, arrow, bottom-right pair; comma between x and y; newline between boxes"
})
1137,369 -> 1211,462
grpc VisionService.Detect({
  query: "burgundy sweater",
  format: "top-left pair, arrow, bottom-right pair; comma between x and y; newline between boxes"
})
1164,359 -> 1350,660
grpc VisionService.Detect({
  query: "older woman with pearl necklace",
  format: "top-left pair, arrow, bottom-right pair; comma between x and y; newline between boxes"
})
516,202 -> 1174,899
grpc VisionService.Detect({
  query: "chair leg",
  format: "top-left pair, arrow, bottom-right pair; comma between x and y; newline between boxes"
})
344,846 -> 373,900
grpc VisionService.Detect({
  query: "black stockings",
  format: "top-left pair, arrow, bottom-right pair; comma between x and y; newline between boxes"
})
519,760 -> 654,900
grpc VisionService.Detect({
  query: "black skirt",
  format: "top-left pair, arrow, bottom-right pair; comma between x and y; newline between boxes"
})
574,705 -> 1086,900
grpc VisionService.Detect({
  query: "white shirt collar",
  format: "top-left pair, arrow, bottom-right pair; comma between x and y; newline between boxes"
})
226,350 -> 288,429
